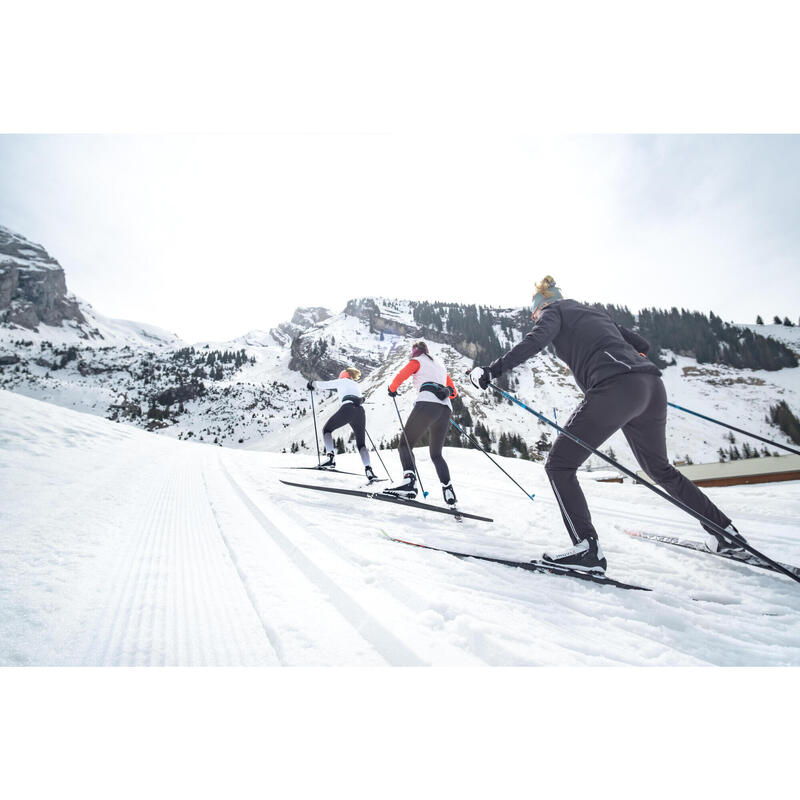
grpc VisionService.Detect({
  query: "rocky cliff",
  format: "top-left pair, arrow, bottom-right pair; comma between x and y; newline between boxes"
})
0,226 -> 85,329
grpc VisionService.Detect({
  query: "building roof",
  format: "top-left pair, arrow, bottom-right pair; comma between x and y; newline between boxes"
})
637,454 -> 800,484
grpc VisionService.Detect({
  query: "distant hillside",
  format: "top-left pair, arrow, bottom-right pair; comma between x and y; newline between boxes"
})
1,224 -> 798,468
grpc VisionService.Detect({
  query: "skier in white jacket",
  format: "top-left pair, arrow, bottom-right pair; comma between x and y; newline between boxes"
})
307,367 -> 376,482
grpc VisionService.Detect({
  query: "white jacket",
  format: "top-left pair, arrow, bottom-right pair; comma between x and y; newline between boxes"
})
313,377 -> 364,405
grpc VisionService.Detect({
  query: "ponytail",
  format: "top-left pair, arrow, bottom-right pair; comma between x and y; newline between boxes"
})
534,275 -> 558,299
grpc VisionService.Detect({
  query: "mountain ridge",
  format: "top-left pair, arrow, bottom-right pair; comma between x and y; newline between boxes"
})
1,223 -> 798,469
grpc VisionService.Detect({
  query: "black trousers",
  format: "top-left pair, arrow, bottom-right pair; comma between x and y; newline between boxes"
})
545,372 -> 731,544
399,401 -> 451,484
323,404 -> 368,463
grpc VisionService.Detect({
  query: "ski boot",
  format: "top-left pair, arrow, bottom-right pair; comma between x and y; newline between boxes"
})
365,466 -> 378,484
706,523 -> 748,554
542,537 -> 607,574
384,470 -> 417,499
441,482 -> 457,506
319,452 -> 336,469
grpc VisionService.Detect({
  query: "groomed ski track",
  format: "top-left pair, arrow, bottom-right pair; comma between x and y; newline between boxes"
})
2,390 -> 800,666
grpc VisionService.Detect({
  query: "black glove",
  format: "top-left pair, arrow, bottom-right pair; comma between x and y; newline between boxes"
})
388,387 -> 398,397
489,358 -> 503,378
477,367 -> 490,390
307,381 -> 314,390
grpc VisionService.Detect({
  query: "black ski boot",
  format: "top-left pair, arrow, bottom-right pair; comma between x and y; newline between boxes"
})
542,538 -> 607,574
441,482 -> 457,506
365,466 -> 378,484
706,524 -> 748,554
384,470 -> 417,499
319,452 -> 336,469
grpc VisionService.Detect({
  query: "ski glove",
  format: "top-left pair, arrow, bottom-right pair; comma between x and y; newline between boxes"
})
472,366 -> 491,390
388,388 -> 398,397
307,381 -> 315,390
489,358 -> 504,378
474,359 -> 503,390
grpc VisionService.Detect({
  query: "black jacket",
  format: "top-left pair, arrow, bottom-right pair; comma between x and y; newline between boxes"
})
492,299 -> 661,393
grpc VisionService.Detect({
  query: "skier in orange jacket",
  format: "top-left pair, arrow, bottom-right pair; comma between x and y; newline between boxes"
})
384,341 -> 458,506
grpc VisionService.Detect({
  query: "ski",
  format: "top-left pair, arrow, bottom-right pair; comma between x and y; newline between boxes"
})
625,530 -> 800,579
285,466 -> 365,477
279,480 -> 493,522
382,533 -> 650,591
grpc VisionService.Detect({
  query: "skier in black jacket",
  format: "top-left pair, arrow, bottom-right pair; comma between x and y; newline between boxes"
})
474,276 -> 745,573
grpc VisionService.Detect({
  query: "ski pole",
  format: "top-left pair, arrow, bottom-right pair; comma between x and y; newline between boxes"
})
309,388 -> 321,467
472,373 -> 800,585
392,396 -> 428,498
449,418 -> 536,502
365,428 -> 393,482
667,402 -> 800,457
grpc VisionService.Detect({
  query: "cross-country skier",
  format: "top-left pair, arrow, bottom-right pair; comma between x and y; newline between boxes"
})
384,341 -> 458,506
307,368 -> 377,483
473,275 -> 746,573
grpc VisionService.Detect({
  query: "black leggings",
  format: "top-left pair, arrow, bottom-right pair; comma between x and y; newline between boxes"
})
323,403 -> 370,466
545,372 -> 731,544
399,401 -> 451,484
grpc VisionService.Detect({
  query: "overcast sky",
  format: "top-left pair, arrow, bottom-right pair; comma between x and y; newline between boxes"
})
1,134 -> 798,341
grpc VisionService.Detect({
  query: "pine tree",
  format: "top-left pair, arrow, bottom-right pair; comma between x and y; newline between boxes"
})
769,401 -> 800,444
756,315 -> 764,325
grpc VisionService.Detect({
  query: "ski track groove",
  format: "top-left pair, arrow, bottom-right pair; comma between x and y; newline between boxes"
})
106,474 -> 169,665
126,466 -> 170,666
220,459 -> 426,666
79,475 -> 152,665
92,474 -> 162,665
143,466 -> 173,666
268,486 -> 489,665
84,454 -> 283,665
201,464 -> 286,665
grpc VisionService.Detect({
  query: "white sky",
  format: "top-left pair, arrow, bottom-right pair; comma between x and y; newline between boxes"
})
1,134 -> 798,341
1,2 -> 799,342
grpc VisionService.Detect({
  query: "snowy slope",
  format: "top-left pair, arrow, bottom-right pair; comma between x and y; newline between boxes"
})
0,298 -> 182,348
2,389 -> 799,667
739,322 -> 800,356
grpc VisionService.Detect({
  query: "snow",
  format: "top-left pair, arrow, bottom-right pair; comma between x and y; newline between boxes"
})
3,388 -> 799,666
0,298 -> 181,349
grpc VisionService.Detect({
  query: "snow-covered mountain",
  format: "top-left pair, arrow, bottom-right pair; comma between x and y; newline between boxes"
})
1,223 -> 799,470
0,225 -> 180,347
